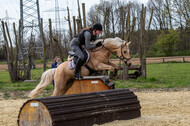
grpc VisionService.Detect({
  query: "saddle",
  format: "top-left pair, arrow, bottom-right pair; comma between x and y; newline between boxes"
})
68,50 -> 89,66
68,50 -> 96,75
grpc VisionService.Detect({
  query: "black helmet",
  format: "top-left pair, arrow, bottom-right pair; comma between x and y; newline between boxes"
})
92,23 -> 103,31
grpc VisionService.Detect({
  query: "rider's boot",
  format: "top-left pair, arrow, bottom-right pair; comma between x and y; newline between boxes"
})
74,59 -> 84,79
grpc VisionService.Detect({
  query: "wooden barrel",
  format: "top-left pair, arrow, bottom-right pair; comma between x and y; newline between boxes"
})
66,76 -> 115,95
18,89 -> 141,126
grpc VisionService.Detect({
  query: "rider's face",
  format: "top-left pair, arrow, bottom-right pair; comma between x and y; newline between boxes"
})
93,30 -> 101,35
96,30 -> 102,35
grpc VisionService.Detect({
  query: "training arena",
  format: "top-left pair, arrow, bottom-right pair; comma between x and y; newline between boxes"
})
0,89 -> 189,126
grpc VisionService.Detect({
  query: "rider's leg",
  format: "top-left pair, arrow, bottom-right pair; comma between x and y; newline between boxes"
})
72,46 -> 84,79
74,58 -> 84,79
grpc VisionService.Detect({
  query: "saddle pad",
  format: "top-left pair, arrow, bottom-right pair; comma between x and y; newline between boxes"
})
68,50 -> 90,69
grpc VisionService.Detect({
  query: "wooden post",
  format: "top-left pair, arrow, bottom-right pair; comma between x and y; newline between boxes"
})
41,18 -> 46,72
120,6 -> 129,80
67,7 -> 73,41
73,16 -> 77,35
49,18 -> 54,59
77,0 -> 82,29
76,18 -> 82,33
139,4 -> 147,78
183,57 -> 185,62
82,3 -> 86,28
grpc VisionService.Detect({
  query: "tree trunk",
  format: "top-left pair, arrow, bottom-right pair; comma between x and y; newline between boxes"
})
1,21 -> 14,81
5,22 -> 15,80
126,7 -> 131,41
13,22 -> 19,80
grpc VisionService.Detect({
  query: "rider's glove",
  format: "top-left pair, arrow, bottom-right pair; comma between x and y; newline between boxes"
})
96,42 -> 102,47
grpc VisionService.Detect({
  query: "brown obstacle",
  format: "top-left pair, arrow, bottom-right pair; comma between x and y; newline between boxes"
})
18,89 -> 141,126
66,76 -> 115,95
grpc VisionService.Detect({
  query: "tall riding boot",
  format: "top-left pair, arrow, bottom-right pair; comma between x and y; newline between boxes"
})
74,59 -> 84,79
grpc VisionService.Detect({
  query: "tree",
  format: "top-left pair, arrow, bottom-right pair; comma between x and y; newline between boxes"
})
156,30 -> 181,56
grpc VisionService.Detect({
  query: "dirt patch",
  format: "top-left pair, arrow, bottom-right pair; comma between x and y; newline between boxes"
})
0,64 -> 8,72
0,91 -> 190,126
96,91 -> 190,126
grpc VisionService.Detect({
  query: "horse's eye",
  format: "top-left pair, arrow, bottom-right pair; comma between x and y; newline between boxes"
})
124,51 -> 127,53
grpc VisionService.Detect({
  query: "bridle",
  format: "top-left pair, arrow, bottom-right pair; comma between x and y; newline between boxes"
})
101,40 -> 131,62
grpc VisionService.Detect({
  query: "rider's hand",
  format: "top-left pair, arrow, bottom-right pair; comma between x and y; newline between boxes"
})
96,42 -> 102,47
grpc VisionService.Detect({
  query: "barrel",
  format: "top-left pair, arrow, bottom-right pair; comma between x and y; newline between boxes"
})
18,89 -> 141,126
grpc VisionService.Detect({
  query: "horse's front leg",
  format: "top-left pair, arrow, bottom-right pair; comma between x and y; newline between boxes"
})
95,63 -> 115,72
108,60 -> 119,70
109,61 -> 119,78
95,63 -> 115,79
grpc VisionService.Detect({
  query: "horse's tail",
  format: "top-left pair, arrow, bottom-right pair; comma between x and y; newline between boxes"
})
28,68 -> 56,98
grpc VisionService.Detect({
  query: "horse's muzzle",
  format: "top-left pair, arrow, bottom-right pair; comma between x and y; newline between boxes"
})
125,61 -> 131,67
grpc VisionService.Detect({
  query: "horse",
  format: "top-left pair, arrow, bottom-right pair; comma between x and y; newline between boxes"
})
28,37 -> 131,98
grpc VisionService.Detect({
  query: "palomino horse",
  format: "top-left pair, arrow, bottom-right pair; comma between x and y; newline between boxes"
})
28,37 -> 131,98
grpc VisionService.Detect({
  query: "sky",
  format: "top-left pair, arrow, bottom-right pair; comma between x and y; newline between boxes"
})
0,0 -> 149,27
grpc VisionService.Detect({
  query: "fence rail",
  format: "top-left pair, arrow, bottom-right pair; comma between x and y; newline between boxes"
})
111,56 -> 190,65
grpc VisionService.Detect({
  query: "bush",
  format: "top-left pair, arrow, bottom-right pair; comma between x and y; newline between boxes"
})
154,30 -> 181,56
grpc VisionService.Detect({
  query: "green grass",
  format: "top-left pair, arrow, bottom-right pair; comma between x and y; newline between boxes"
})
0,61 -> 7,64
0,68 -> 54,91
115,62 -> 190,89
0,63 -> 190,92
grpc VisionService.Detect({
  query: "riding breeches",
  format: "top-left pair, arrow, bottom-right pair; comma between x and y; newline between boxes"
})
70,38 -> 85,60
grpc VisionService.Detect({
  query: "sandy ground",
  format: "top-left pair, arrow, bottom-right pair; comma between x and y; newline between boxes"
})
0,91 -> 189,126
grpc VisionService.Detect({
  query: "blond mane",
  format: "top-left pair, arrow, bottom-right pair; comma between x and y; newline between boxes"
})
94,37 -> 124,48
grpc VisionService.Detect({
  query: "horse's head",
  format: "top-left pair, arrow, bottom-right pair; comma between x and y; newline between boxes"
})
103,37 -> 131,67
117,40 -> 131,67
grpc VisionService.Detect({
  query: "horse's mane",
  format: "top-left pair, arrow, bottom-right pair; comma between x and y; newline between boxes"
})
94,37 -> 123,47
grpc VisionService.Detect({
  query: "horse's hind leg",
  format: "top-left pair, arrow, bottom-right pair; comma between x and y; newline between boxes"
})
53,79 -> 74,96
52,76 -> 67,96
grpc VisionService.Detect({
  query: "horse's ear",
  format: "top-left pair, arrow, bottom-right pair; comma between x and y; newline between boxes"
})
124,41 -> 131,46
127,41 -> 131,45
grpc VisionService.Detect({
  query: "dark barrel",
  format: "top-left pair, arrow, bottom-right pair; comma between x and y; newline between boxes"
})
18,89 -> 141,126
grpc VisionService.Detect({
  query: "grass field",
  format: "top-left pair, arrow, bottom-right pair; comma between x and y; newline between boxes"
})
0,62 -> 190,92
116,62 -> 190,89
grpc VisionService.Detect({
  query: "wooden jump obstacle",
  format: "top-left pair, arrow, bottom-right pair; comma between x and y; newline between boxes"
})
66,76 -> 115,95
18,76 -> 141,126
118,65 -> 141,79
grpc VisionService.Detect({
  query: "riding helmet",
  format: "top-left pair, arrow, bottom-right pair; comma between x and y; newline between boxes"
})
92,23 -> 103,31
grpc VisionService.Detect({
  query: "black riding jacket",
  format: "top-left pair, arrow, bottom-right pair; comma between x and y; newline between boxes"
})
72,29 -> 96,50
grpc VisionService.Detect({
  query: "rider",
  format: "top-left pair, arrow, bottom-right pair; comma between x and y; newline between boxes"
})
70,23 -> 103,79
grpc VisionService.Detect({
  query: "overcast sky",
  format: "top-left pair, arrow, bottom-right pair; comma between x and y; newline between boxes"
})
0,0 -> 148,20
0,0 -> 148,31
